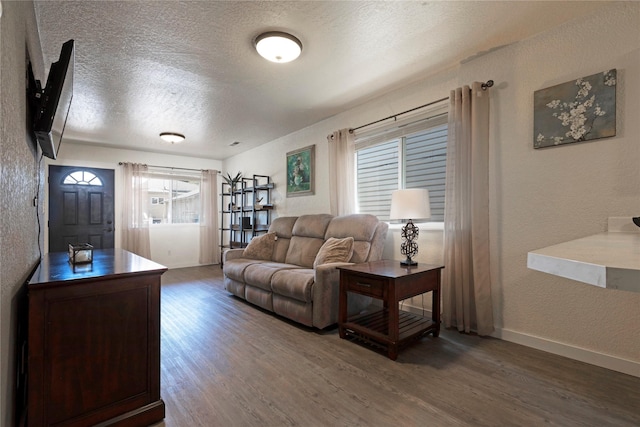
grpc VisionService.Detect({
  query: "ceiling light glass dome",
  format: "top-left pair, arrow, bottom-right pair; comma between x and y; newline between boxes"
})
254,32 -> 302,63
159,132 -> 185,144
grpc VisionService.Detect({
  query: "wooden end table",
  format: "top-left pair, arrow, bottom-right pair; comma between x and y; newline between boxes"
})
338,260 -> 444,360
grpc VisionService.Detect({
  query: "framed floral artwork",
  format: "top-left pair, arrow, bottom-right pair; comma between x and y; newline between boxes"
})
534,69 -> 616,149
286,145 -> 314,197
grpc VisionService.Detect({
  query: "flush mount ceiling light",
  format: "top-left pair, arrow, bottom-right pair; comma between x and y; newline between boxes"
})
159,132 -> 185,144
254,31 -> 302,63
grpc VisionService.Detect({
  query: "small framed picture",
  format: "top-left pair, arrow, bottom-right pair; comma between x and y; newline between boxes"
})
286,145 -> 315,197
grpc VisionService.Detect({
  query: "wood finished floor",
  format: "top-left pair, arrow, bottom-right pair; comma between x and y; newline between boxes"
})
152,265 -> 640,427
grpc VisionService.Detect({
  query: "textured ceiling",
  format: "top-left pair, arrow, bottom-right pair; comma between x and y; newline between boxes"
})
34,1 -> 607,160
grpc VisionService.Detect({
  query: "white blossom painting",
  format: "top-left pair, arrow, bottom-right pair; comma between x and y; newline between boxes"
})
534,69 -> 616,149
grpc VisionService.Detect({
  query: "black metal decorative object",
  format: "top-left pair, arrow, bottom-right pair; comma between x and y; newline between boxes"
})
400,220 -> 419,266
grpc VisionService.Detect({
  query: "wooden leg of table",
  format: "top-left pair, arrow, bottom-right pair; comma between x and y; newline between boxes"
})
338,279 -> 347,339
339,327 -> 346,339
388,346 -> 398,361
432,287 -> 440,337
388,287 -> 399,359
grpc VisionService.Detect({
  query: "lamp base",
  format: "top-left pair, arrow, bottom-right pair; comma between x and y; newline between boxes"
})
400,257 -> 417,267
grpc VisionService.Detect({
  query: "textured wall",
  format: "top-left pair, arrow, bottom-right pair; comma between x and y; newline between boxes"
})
476,2 -> 640,367
224,2 -> 640,372
0,1 -> 44,425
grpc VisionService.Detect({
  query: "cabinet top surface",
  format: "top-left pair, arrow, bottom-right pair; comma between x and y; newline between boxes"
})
338,260 -> 444,279
29,248 -> 168,286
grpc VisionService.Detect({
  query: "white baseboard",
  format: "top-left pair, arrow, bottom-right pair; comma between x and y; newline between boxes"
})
401,302 -> 639,378
493,327 -> 640,378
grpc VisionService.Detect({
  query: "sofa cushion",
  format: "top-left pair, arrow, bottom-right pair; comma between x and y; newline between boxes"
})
313,237 -> 354,268
271,269 -> 315,303
325,214 -> 381,263
223,258 -> 267,282
243,232 -> 277,260
245,286 -> 273,311
268,216 -> 298,239
285,236 -> 325,268
284,214 -> 334,267
325,214 -> 379,241
273,295 -> 312,327
292,214 -> 334,238
244,262 -> 302,291
223,277 -> 245,299
269,216 -> 298,263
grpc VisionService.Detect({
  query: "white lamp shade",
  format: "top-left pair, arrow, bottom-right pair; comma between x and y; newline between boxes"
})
255,32 -> 302,63
389,189 -> 431,221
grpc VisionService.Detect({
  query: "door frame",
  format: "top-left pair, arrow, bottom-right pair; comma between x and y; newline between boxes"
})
45,160 -> 120,254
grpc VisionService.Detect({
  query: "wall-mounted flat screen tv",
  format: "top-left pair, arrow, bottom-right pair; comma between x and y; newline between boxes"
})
33,39 -> 74,160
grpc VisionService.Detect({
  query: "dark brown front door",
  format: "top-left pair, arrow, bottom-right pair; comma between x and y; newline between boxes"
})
48,165 -> 115,252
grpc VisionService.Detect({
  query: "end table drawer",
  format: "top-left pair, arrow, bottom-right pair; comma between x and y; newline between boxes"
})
345,275 -> 385,297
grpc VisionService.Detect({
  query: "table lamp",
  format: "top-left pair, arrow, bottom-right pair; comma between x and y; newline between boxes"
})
389,188 -> 431,266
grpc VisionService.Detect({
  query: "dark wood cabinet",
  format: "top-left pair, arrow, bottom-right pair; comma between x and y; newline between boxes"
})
26,249 -> 167,427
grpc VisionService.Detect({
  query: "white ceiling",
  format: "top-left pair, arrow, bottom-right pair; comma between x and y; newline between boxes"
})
34,1 -> 607,160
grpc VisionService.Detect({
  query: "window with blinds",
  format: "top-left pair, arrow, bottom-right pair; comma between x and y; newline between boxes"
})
355,105 -> 448,222
356,140 -> 399,220
405,123 -> 447,221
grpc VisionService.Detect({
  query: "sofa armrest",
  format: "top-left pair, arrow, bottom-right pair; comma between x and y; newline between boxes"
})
314,262 -> 353,287
313,262 -> 374,328
312,262 -> 354,328
223,248 -> 245,264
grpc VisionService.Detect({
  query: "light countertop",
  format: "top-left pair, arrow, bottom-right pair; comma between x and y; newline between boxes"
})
527,218 -> 640,292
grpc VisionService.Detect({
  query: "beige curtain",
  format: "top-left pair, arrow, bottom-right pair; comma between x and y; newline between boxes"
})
327,128 -> 355,215
199,169 -> 219,264
121,162 -> 151,259
443,82 -> 494,336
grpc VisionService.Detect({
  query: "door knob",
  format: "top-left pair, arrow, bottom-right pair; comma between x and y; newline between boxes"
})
104,227 -> 113,232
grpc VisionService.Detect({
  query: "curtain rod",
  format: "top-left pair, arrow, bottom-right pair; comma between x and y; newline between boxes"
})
349,79 -> 494,133
118,162 -> 219,173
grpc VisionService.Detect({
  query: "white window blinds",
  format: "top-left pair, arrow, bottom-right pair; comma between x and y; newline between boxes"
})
356,140 -> 399,220
354,100 -> 448,221
405,122 -> 447,221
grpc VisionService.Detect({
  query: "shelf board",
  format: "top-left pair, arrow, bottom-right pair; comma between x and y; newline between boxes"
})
255,183 -> 275,190
231,226 -> 254,231
528,220 -> 640,293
